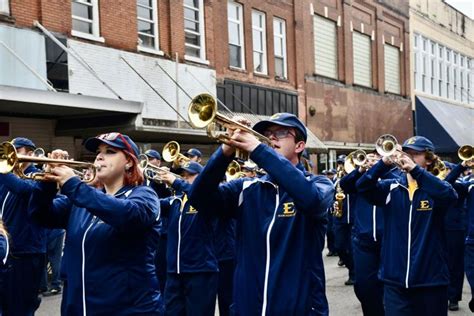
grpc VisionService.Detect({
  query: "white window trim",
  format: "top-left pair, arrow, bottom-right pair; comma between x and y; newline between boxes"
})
184,0 -> 208,63
228,1 -> 245,70
137,0 -> 163,55
71,0 -> 104,42
0,0 -> 10,15
252,10 -> 267,75
273,17 -> 287,79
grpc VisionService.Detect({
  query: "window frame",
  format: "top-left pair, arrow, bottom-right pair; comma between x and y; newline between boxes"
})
0,0 -> 10,15
184,0 -> 208,64
251,9 -> 267,75
137,0 -> 163,55
227,1 -> 245,70
352,31 -> 372,88
273,17 -> 287,79
313,14 -> 338,79
71,0 -> 104,43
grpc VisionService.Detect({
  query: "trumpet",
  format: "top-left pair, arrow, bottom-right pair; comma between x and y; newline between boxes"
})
458,145 -> 473,162
0,142 -> 98,183
344,150 -> 367,173
162,141 -> 190,168
139,154 -> 182,183
375,134 -> 408,169
188,93 -> 273,160
225,160 -> 246,181
431,159 -> 448,179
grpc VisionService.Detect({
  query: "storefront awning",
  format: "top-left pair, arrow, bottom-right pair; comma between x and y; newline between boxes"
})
415,96 -> 474,153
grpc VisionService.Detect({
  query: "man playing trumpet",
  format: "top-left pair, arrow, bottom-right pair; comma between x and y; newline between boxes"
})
187,113 -> 334,315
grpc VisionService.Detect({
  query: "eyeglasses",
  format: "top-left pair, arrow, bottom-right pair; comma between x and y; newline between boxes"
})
263,129 -> 296,140
97,133 -> 134,156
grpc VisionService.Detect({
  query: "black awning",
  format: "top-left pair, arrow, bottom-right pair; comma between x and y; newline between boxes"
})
415,96 -> 474,153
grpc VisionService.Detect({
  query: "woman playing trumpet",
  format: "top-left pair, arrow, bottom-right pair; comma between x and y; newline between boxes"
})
28,132 -> 164,315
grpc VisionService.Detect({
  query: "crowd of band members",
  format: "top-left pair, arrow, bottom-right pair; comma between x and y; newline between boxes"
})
0,113 -> 472,316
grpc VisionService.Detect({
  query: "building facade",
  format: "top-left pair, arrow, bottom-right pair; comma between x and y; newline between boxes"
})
409,0 -> 474,156
302,0 -> 414,170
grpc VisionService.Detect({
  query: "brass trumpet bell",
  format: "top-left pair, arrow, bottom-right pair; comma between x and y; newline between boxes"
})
344,150 -> 367,173
226,160 -> 246,181
431,159 -> 448,179
139,154 -> 182,183
458,145 -> 473,161
0,142 -> 97,182
162,141 -> 190,168
375,134 -> 398,157
188,93 -> 273,160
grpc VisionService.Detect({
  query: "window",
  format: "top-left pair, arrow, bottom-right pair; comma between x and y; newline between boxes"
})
273,17 -> 287,79
137,0 -> 160,53
252,10 -> 267,74
353,31 -> 372,88
313,15 -> 338,79
184,0 -> 206,62
71,0 -> 102,41
228,1 -> 245,69
384,44 -> 400,94
0,0 -> 9,15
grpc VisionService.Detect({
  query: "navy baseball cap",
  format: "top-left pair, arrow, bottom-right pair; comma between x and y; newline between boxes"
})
402,136 -> 435,152
336,155 -> 346,163
184,148 -> 202,158
12,137 -> 36,149
84,132 -> 140,158
253,113 -> 307,142
144,149 -> 161,160
322,169 -> 328,175
176,161 -> 203,175
327,168 -> 336,174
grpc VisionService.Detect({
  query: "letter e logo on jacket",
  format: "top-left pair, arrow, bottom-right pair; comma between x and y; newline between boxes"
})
279,202 -> 296,217
417,200 -> 432,211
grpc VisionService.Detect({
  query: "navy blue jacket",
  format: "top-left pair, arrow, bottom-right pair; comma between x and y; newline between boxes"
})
160,179 -> 218,274
29,177 -> 163,315
0,165 -> 46,254
340,167 -> 400,243
445,164 -> 473,242
356,160 -> 457,288
188,144 -> 334,315
214,216 -> 236,262
145,179 -> 172,236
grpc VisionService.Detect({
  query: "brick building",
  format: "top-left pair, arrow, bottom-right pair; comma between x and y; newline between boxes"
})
303,0 -> 413,170
409,0 -> 474,157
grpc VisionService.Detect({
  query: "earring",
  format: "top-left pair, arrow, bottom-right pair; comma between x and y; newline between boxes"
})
125,165 -> 131,171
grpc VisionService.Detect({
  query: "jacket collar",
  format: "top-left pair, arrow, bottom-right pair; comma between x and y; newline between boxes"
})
102,185 -> 135,197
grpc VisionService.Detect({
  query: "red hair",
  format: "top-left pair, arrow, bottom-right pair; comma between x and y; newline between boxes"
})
122,150 -> 144,186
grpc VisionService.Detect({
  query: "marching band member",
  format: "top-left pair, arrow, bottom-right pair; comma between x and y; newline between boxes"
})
158,161 -> 219,316
356,136 -> 457,316
28,132 -> 164,315
444,159 -> 474,312
187,113 -> 334,315
184,148 -> 202,163
143,149 -> 172,294
339,152 -> 399,316
333,155 -> 355,285
441,161 -> 467,311
0,137 -> 47,316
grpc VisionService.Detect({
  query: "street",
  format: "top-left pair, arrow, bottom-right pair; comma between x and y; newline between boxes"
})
37,249 -> 473,315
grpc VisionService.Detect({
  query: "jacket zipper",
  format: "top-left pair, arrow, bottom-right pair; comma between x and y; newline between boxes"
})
1,191 -> 10,218
404,186 -> 417,289
81,216 -> 98,316
177,198 -> 185,274
347,194 -> 350,223
261,185 -> 279,316
372,205 -> 377,242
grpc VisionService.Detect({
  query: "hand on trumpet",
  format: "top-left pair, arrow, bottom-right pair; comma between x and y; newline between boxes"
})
158,169 -> 177,186
462,159 -> 474,168
43,149 -> 76,185
222,116 -> 260,157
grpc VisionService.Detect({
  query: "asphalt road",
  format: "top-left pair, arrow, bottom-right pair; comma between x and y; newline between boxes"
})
37,250 -> 473,315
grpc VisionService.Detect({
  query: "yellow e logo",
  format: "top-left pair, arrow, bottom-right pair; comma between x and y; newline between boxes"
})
282,202 -> 296,216
419,200 -> 430,209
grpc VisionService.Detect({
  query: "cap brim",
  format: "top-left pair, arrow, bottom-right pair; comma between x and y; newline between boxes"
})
402,145 -> 426,152
176,167 -> 198,175
253,120 -> 296,135
84,138 -> 121,153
